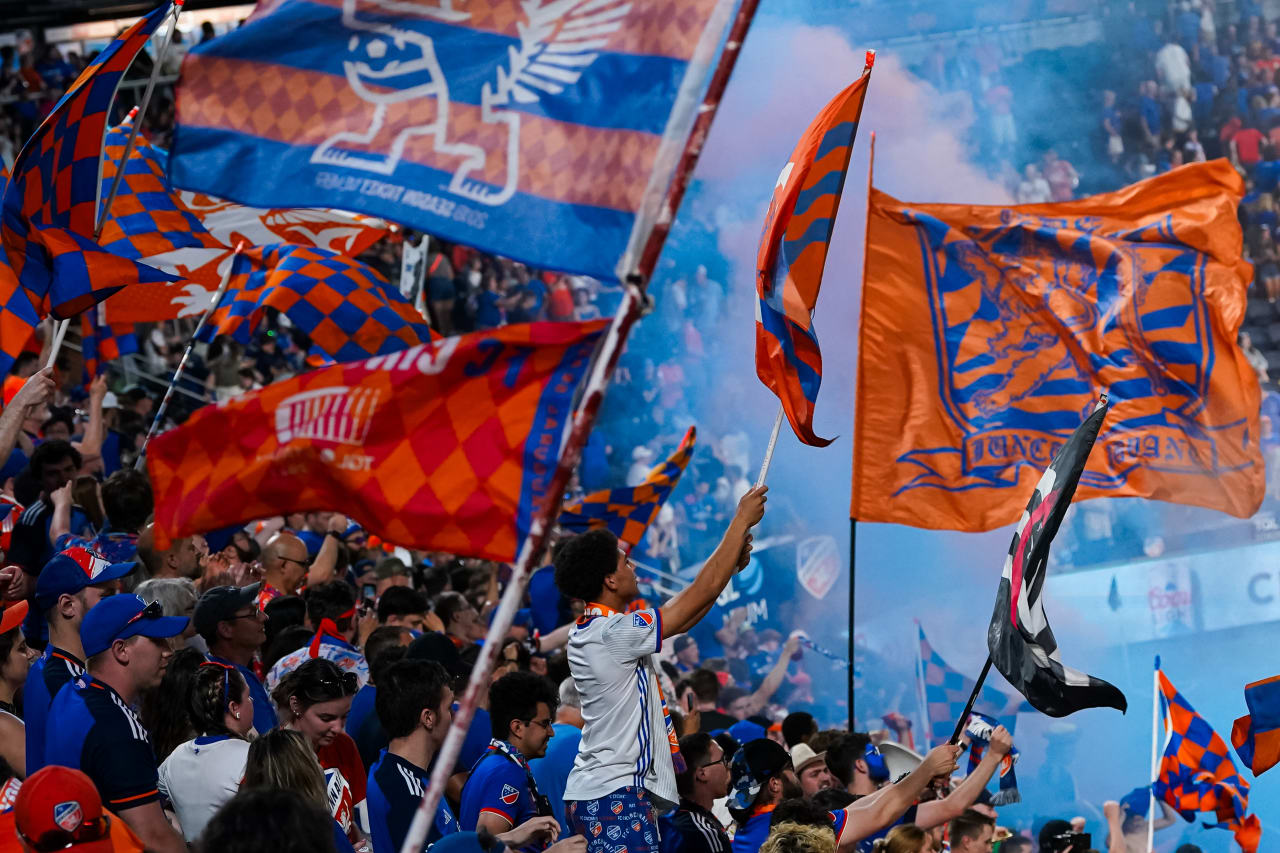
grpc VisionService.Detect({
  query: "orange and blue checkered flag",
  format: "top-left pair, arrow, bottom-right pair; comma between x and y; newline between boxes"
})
0,166 -> 40,378
0,2 -> 179,319
558,427 -> 696,548
1232,674 -> 1280,777
80,309 -> 138,385
755,52 -> 874,447
1154,662 -> 1261,853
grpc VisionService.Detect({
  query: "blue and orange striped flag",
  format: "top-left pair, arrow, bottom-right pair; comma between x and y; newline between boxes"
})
168,0 -> 738,281
558,427 -> 696,548
1232,675 -> 1280,777
0,2 -> 178,320
1154,665 -> 1261,853
755,52 -> 874,447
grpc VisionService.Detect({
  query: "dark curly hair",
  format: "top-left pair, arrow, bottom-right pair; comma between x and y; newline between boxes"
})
551,528 -> 619,602
489,670 -> 558,742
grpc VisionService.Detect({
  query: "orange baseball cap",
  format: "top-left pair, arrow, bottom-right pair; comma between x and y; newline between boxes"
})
0,600 -> 28,635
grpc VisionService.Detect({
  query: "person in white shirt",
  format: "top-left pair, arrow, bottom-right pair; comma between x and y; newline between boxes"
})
553,486 -> 767,853
158,660 -> 255,842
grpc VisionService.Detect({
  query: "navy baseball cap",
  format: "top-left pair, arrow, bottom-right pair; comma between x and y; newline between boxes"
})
35,546 -> 135,611
80,594 -> 188,658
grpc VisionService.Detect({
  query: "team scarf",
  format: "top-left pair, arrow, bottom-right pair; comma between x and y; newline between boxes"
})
965,713 -> 1020,804
580,602 -> 685,773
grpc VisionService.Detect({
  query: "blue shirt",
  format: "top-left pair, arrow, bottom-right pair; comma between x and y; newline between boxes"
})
460,744 -> 538,832
730,809 -> 772,853
45,674 -> 162,811
660,800 -> 730,853
347,683 -> 377,738
23,644 -> 83,775
530,723 -> 581,834
367,750 -> 458,853
207,653 -> 278,733
296,529 -> 325,558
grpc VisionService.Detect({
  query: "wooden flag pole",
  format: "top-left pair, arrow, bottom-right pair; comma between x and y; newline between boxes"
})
134,241 -> 242,468
397,2 -> 763,851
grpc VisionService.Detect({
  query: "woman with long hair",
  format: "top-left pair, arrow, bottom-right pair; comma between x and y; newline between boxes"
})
241,729 -> 357,853
158,661 -> 255,842
137,647 -> 204,763
272,659 -> 364,850
0,601 -> 34,776
871,824 -> 930,853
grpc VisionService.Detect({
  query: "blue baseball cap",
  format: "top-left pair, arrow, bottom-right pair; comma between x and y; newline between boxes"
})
35,546 -> 136,611
728,719 -> 767,746
80,594 -> 188,658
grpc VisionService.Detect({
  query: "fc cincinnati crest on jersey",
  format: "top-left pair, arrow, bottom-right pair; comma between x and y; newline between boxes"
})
611,800 -> 625,814
500,784 -> 520,806
632,611 -> 653,628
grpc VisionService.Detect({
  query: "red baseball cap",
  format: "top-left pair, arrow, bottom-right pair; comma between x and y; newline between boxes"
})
0,601 -> 27,635
14,766 -> 113,853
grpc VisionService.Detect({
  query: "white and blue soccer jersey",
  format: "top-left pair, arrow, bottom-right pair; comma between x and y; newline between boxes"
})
564,606 -> 677,810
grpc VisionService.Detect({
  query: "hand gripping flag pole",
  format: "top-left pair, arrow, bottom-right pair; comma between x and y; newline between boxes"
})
397,2 -> 763,851
43,1 -> 184,371
134,241 -> 243,468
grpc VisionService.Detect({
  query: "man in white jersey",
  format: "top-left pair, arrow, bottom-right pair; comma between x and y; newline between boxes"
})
553,486 -> 767,853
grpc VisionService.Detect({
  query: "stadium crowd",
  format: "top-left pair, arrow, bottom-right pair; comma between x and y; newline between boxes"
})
0,0 -> 1274,852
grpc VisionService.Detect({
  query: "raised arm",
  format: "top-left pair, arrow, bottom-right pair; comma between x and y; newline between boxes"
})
73,374 -> 107,474
741,636 -> 801,716
835,744 -> 962,849
915,725 -> 1012,828
0,369 -> 54,466
660,487 -> 765,639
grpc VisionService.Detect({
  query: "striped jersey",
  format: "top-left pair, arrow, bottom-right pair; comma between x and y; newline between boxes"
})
564,605 -> 677,809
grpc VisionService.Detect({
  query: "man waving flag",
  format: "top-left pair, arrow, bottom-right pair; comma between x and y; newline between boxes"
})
755,52 -> 874,446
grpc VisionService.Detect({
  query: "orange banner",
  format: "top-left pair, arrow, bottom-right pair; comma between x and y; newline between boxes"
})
148,321 -> 606,559
853,160 -> 1262,530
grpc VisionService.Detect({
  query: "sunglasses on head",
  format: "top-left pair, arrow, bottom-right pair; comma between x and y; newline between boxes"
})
17,815 -> 111,852
123,599 -> 165,628
303,670 -> 358,700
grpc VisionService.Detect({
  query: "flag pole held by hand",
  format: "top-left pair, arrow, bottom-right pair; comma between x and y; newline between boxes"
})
948,656 -> 993,744
134,240 -> 243,468
755,404 -> 785,487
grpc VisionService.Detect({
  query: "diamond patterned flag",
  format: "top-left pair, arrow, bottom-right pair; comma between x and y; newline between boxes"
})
169,0 -> 738,280
0,166 -> 39,378
1155,665 -> 1261,853
918,623 -> 1029,748
147,320 -> 607,560
0,2 -> 178,319
80,308 -> 138,384
558,426 -> 696,548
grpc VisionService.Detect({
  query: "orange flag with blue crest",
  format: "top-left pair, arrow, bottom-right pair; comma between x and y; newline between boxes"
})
853,160 -> 1262,530
755,52 -> 874,447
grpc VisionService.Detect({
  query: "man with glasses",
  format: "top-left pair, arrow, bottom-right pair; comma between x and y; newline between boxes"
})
256,531 -> 313,610
195,582 -> 277,732
659,732 -> 733,853
460,671 -> 560,843
45,594 -> 189,853
553,487 -> 767,853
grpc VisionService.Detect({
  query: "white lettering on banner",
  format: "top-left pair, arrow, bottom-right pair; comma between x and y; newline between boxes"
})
363,337 -> 461,374
275,387 -> 381,446
314,173 -> 490,231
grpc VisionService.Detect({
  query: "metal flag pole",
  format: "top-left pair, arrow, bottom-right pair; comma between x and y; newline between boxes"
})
397,2 -> 763,850
1148,656 -> 1162,853
134,242 -> 242,468
95,0 -> 184,241
44,320 -> 71,370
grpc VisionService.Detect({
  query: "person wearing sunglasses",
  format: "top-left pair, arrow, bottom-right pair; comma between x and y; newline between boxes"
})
157,661 -> 256,842
659,732 -> 733,853
44,594 -> 189,853
24,545 -> 134,777
459,671 -> 560,845
274,657 -> 366,851
12,765 -> 146,853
